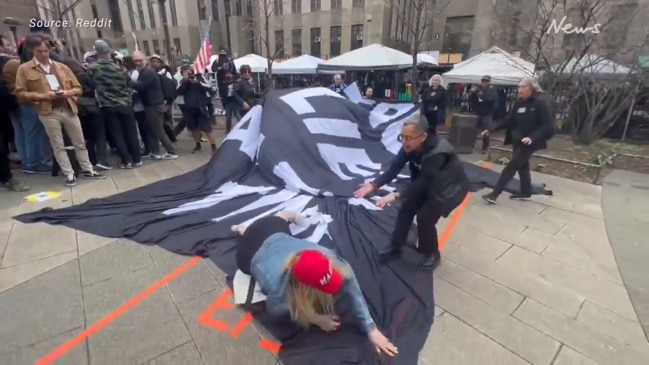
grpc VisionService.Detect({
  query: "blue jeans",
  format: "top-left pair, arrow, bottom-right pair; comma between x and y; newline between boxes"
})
10,105 -> 51,170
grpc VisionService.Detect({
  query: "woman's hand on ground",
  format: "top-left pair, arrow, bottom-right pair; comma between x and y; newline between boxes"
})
369,328 -> 398,356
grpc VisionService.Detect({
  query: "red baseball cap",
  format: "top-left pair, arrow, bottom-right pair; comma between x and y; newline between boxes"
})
291,250 -> 344,295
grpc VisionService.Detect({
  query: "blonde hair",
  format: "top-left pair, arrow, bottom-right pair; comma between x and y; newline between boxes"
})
429,74 -> 444,87
285,253 -> 349,328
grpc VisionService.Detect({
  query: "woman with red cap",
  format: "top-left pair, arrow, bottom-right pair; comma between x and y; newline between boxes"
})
235,211 -> 398,357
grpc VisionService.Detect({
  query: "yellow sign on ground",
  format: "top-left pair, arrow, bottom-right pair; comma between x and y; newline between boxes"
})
25,191 -> 61,203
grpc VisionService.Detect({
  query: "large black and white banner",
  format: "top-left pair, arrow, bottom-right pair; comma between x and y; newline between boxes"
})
16,84 -> 549,364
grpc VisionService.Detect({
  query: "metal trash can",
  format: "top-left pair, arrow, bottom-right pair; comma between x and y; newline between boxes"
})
447,114 -> 478,154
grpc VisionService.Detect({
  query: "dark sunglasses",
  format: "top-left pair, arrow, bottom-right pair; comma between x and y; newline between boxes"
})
481,79 -> 490,82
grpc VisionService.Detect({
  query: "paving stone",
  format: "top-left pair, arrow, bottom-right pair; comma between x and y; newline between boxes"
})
82,265 -> 192,364
513,298 -> 649,364
76,231 -> 116,257
71,178 -> 119,204
148,246 -> 222,304
445,241 -> 584,317
0,220 -> 11,263
420,312 -> 528,365
576,301 -> 649,355
79,240 -> 153,286
446,224 -> 512,261
498,246 -> 637,321
507,226 -> 553,254
0,327 -> 88,365
435,259 -> 524,314
148,341 -> 203,365
1,222 -> 77,267
0,260 -> 84,352
177,289 -> 279,365
0,251 -> 78,293
203,257 -> 229,283
435,278 -> 561,365
552,346 -> 598,365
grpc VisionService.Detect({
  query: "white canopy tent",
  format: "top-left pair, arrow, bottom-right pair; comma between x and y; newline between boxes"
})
443,46 -> 536,85
552,54 -> 633,75
273,54 -> 342,74
233,54 -> 268,73
417,53 -> 438,66
318,43 -> 414,71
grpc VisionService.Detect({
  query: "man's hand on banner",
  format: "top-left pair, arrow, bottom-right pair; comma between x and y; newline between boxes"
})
376,193 -> 397,209
353,183 -> 377,199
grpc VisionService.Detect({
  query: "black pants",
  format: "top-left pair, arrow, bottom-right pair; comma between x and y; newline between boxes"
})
144,105 -> 176,155
492,144 -> 534,197
163,107 -> 177,142
236,216 -> 291,275
477,115 -> 493,151
174,105 -> 187,136
79,110 -> 108,166
103,105 -> 142,164
0,128 -> 12,183
424,112 -> 439,134
390,196 -> 442,258
135,111 -> 148,153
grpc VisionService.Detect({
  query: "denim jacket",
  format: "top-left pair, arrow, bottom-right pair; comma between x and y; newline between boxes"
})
250,233 -> 377,334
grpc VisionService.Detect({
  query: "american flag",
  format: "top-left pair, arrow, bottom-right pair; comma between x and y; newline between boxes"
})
193,31 -> 212,74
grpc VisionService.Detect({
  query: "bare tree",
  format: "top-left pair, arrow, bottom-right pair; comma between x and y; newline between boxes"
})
246,0 -> 289,88
388,0 -> 454,100
37,0 -> 84,38
492,0 -> 648,144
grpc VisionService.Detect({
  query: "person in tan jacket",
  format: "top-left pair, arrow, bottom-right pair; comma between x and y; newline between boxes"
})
15,36 -> 106,186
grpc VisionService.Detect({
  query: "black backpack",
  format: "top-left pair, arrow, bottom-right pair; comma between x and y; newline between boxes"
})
158,72 -> 177,102
0,55 -> 19,113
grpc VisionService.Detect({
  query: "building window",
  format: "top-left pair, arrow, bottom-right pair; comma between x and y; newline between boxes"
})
170,0 -> 179,26
330,26 -> 341,56
224,0 -> 231,15
136,0 -> 146,29
291,28 -> 302,56
310,27 -> 321,57
441,16 -> 475,57
91,4 -> 102,38
211,0 -> 220,21
153,39 -> 160,53
198,0 -> 207,20
352,0 -> 363,8
235,0 -> 242,16
331,0 -> 342,10
274,0 -> 284,15
275,30 -> 285,58
246,0 -> 253,16
148,1 -> 157,27
126,0 -> 136,30
350,24 -> 363,50
173,38 -> 182,54
310,0 -> 321,11
107,0 -> 124,33
291,0 -> 301,13
143,40 -> 150,54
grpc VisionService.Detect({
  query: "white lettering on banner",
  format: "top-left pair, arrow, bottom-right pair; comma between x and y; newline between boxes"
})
225,106 -> 263,159
370,102 -> 416,128
279,88 -> 345,115
162,182 -> 275,215
273,161 -> 321,195
213,189 -> 298,222
316,143 -> 382,180
303,118 -> 362,139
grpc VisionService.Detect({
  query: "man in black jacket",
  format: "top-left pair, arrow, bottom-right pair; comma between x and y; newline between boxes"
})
469,75 -> 498,153
211,48 -> 237,108
131,51 -> 177,160
176,69 -> 217,153
354,117 -> 470,269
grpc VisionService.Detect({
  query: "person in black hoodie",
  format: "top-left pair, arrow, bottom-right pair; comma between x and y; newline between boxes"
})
62,59 -> 111,170
481,77 -> 555,203
418,74 -> 447,133
211,48 -> 237,108
131,51 -> 177,159
222,71 -> 239,133
176,68 -> 217,153
233,64 -> 258,116
354,116 -> 470,269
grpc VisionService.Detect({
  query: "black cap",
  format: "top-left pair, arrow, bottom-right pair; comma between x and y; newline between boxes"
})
481,75 -> 491,82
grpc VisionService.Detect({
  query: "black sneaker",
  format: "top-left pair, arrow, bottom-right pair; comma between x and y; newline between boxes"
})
119,163 -> 133,169
83,171 -> 107,179
65,174 -> 77,187
510,193 -> 532,200
420,254 -> 441,270
192,145 -> 202,154
482,193 -> 497,204
379,248 -> 402,264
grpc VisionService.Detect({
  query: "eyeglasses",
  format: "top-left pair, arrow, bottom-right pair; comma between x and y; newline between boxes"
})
397,133 -> 425,142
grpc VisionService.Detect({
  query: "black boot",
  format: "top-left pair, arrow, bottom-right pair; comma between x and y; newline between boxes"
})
379,248 -> 402,264
482,191 -> 498,204
420,251 -> 441,270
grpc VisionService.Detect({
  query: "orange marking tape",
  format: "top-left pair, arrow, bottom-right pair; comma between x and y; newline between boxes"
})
259,339 -> 281,354
34,256 -> 202,365
439,162 -> 490,250
197,288 -> 234,332
230,312 -> 254,339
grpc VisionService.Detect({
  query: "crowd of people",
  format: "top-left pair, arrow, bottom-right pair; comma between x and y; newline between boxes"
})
0,23 -> 267,191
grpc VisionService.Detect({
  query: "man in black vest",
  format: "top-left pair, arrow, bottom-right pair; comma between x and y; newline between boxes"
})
355,117 -> 470,269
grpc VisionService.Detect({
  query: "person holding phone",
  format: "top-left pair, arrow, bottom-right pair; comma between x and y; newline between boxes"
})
176,68 -> 218,153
